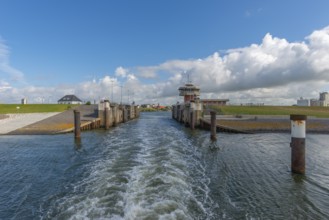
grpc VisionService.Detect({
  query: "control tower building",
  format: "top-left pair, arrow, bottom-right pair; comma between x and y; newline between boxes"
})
178,83 -> 200,103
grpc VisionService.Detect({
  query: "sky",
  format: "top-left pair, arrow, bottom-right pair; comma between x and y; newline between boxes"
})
1,0 -> 329,105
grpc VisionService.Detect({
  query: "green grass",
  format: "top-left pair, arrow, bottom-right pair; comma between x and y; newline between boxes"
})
209,105 -> 329,118
0,104 -> 78,114
140,107 -> 171,112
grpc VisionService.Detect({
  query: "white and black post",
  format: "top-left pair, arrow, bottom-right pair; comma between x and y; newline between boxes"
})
290,115 -> 307,174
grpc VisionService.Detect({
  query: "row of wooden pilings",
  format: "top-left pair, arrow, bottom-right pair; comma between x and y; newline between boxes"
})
74,103 -> 139,139
172,103 -> 218,142
172,101 -> 203,130
172,104 -> 307,175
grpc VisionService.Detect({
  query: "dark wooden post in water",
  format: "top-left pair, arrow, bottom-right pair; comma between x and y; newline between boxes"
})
105,107 -> 110,130
190,111 -> 195,130
176,105 -> 180,122
184,108 -> 189,127
210,111 -> 217,141
123,108 -> 127,123
112,105 -> 117,126
290,115 -> 307,174
74,110 -> 81,139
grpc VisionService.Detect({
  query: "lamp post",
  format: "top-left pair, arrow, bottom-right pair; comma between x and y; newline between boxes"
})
111,80 -> 114,102
120,84 -> 123,105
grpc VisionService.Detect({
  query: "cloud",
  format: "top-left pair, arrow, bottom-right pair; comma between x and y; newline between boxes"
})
0,37 -> 24,82
115,66 -> 128,78
113,26 -> 329,104
0,80 -> 12,92
245,10 -> 251,17
244,8 -> 262,18
2,26 -> 329,105
136,66 -> 158,79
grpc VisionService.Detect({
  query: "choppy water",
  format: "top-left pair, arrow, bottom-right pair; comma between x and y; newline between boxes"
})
0,112 -> 329,219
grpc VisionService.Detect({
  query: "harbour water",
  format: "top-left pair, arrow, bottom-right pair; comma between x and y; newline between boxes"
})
0,112 -> 329,219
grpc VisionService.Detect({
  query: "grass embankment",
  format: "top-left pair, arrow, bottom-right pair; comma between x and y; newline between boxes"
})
210,106 -> 329,118
0,104 -> 77,114
140,107 -> 171,112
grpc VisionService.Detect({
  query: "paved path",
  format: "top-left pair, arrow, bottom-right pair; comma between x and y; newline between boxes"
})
0,105 -> 99,135
0,113 -> 60,134
8,105 -> 98,135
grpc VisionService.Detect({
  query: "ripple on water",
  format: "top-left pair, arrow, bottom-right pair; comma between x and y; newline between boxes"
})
2,113 -> 329,219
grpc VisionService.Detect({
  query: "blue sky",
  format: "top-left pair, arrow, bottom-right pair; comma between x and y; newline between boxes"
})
1,0 -> 329,104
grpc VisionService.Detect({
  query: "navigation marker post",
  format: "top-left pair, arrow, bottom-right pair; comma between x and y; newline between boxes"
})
290,115 -> 307,174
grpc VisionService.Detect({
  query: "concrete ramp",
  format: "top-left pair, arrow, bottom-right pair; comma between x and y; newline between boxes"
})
7,105 -> 99,135
0,113 -> 61,134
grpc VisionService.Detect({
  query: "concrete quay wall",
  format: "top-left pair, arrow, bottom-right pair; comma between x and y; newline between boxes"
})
172,100 -> 203,128
98,101 -> 140,129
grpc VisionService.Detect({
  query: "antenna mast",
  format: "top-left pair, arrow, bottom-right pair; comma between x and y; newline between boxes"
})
184,71 -> 192,84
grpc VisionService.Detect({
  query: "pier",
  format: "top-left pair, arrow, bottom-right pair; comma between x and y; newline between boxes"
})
171,82 -> 250,134
7,101 -> 139,135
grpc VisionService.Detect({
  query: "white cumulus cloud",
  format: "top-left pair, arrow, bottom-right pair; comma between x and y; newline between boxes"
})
113,26 -> 329,105
0,37 -> 24,82
115,66 -> 128,78
2,26 -> 329,105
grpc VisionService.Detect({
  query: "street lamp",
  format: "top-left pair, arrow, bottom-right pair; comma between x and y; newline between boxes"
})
111,80 -> 114,102
120,84 -> 123,105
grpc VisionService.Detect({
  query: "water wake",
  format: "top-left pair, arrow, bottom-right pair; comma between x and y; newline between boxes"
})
44,114 -> 214,219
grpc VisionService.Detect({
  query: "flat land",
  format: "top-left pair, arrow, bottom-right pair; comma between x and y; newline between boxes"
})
202,106 -> 329,133
216,118 -> 329,133
0,104 -> 78,114
7,105 -> 98,135
0,105 -> 98,135
210,105 -> 329,118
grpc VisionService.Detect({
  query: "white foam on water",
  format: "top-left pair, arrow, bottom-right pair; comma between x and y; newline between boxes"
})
120,124 -> 214,219
45,114 -> 215,219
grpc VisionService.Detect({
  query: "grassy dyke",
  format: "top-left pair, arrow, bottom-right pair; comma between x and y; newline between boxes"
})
0,104 -> 77,114
139,107 -> 171,112
209,105 -> 329,118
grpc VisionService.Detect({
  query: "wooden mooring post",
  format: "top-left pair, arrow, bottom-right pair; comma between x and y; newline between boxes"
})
74,110 -> 81,139
210,111 -> 217,141
105,107 -> 110,130
190,110 -> 195,130
290,115 -> 307,174
112,105 -> 117,126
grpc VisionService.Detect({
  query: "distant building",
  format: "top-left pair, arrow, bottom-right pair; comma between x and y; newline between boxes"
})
201,99 -> 229,106
297,97 -> 309,106
310,99 -> 320,106
320,92 -> 329,101
301,92 -> 329,107
58,95 -> 83,105
21,98 -> 27,105
141,104 -> 151,108
319,92 -> 329,107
